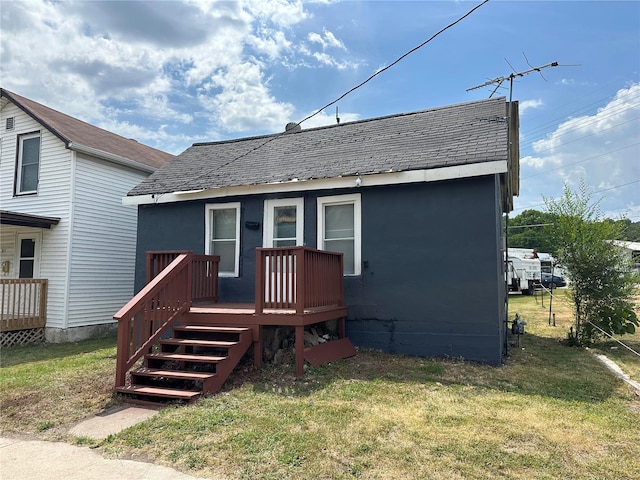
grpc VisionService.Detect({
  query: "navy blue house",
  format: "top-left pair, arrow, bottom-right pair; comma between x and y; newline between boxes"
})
125,97 -> 520,365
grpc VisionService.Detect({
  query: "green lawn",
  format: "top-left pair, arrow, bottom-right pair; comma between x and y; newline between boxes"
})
1,292 -> 639,479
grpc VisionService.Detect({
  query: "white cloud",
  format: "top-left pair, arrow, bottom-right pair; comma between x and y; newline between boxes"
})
308,30 -> 346,50
0,0 -> 359,153
519,99 -> 543,114
517,83 -> 640,218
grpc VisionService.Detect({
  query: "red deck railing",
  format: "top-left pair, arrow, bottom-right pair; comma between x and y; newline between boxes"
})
146,251 -> 220,302
255,246 -> 344,314
114,253 -> 193,387
115,247 -> 344,387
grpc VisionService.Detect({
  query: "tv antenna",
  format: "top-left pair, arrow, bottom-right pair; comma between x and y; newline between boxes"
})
469,55 -> 562,359
467,58 -> 560,99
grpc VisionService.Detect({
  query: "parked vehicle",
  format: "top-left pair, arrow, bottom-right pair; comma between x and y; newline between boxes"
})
506,248 -> 542,295
541,272 -> 566,289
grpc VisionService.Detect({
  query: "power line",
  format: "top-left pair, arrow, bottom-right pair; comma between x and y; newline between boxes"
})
199,0 -> 491,174
520,87 -> 640,142
522,143 -> 640,180
512,179 -> 640,213
298,0 -> 491,126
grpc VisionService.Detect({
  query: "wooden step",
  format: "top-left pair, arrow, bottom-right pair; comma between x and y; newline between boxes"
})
174,326 -> 250,334
131,368 -> 217,381
145,352 -> 227,363
116,385 -> 201,401
160,338 -> 238,348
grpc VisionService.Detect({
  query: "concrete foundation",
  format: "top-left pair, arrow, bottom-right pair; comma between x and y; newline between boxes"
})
45,323 -> 117,343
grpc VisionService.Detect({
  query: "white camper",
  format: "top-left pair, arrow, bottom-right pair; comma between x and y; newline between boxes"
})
506,248 -> 542,295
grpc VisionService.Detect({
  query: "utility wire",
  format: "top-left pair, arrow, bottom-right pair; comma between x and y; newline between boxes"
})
587,321 -> 640,357
298,0 -> 490,126
512,179 -> 640,213
200,0 -> 491,174
522,143 -> 640,180
521,115 -> 640,157
520,87 -> 640,141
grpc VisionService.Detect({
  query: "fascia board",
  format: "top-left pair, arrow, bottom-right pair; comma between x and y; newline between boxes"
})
123,160 -> 508,206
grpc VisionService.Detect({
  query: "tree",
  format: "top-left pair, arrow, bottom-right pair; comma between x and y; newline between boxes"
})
545,182 -> 639,345
507,209 -> 557,252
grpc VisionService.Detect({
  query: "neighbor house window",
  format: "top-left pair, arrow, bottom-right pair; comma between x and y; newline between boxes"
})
317,193 -> 361,275
205,203 -> 240,277
16,132 -> 41,195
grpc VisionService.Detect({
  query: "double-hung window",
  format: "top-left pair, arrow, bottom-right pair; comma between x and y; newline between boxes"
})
263,198 -> 304,247
317,193 -> 361,275
205,203 -> 240,277
16,132 -> 41,195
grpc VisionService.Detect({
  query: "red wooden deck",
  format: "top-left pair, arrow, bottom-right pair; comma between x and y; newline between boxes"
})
114,247 -> 353,402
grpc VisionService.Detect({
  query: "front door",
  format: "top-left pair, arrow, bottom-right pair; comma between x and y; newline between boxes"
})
17,233 -> 41,278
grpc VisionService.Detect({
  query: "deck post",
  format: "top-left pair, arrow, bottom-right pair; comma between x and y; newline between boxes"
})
253,325 -> 263,369
295,325 -> 305,376
255,249 -> 265,314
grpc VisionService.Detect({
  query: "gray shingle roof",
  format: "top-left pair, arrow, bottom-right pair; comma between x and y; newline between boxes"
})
1,88 -> 174,170
128,97 -> 509,196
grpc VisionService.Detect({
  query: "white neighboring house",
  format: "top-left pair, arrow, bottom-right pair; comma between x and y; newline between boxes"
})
613,240 -> 640,275
0,89 -> 174,344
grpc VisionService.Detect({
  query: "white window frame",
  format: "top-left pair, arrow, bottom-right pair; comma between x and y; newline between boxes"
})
317,193 -> 362,276
16,132 -> 41,195
263,198 -> 304,247
205,202 -> 241,277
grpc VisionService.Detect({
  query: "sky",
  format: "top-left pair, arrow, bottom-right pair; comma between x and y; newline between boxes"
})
1,0 -> 638,220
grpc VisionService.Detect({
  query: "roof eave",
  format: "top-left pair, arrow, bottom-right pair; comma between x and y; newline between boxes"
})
69,142 -> 157,174
1,88 -> 71,146
123,159 -> 508,206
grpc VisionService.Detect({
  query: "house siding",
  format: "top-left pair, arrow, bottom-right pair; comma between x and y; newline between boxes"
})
1,101 -> 72,329
135,175 -> 505,364
66,154 -> 149,328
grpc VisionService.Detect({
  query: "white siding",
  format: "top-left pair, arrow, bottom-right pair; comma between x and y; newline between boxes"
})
1,101 -> 72,329
66,154 -> 147,327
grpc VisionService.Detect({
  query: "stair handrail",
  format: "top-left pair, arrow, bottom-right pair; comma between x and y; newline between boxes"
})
114,252 -> 193,387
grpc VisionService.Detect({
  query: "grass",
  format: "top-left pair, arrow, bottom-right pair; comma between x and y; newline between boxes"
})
1,293 -> 639,479
0,335 -> 120,437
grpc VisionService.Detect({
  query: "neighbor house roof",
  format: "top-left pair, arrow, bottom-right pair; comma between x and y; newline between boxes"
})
1,88 -> 174,172
127,97 -> 517,204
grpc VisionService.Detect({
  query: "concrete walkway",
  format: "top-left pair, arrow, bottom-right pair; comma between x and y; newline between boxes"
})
0,405 -> 224,480
0,436 -> 206,480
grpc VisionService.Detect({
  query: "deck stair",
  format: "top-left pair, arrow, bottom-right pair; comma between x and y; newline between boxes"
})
116,325 -> 252,405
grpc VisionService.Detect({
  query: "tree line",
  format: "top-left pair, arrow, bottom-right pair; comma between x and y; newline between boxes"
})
508,210 -> 640,253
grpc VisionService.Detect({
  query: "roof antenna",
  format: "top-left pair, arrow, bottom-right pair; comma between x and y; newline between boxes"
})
336,106 -> 340,124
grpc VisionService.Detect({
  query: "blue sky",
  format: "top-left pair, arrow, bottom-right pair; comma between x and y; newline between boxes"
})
1,0 -> 638,219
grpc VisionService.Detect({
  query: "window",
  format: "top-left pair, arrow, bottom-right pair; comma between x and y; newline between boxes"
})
205,203 -> 240,277
16,132 -> 41,194
317,193 -> 361,275
263,198 -> 304,247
